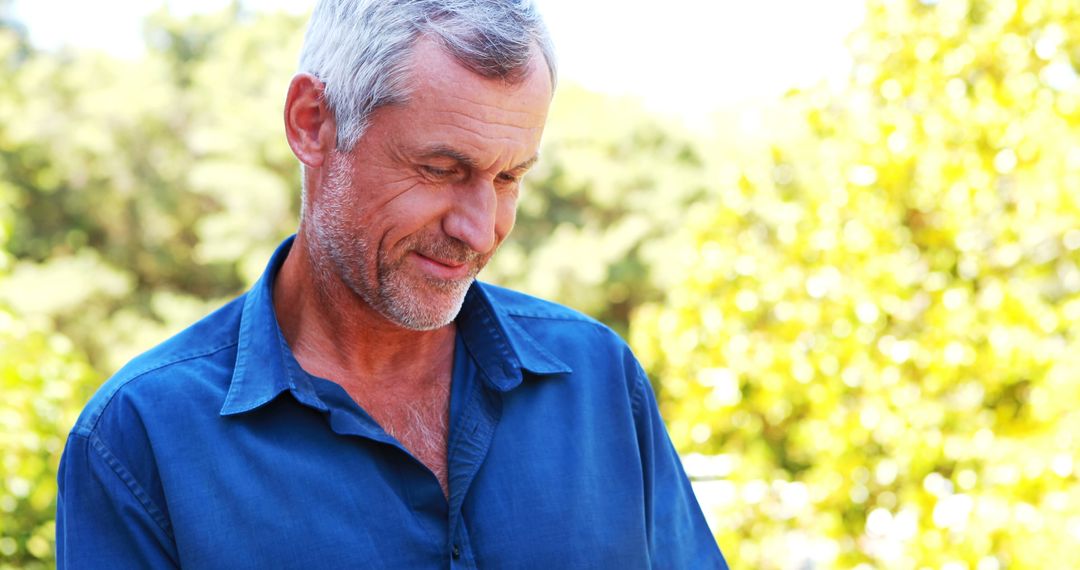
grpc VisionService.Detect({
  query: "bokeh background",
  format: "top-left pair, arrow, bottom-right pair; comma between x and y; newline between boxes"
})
2,0 -> 1079,568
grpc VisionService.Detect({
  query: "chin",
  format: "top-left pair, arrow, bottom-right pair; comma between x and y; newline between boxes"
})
379,276 -> 473,331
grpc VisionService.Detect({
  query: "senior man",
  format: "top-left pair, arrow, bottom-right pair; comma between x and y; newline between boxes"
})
57,1 -> 727,568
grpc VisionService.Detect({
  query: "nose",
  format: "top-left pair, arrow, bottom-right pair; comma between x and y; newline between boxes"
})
443,179 -> 498,254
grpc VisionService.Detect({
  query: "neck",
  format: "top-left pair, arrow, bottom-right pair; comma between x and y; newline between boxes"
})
272,231 -> 457,392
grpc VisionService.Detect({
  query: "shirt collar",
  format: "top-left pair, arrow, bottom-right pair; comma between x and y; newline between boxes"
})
457,284 -> 572,392
220,235 -> 322,416
220,236 -> 571,416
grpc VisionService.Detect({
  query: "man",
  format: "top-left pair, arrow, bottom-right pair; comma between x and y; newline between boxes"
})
57,1 -> 727,568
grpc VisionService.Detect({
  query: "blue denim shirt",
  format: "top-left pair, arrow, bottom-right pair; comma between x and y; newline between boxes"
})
57,237 -> 727,569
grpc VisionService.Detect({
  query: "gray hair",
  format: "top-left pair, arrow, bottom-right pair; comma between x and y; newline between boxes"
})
297,0 -> 558,151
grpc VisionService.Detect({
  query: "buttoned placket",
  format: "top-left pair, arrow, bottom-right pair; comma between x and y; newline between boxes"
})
280,333 -> 507,568
444,359 -> 503,568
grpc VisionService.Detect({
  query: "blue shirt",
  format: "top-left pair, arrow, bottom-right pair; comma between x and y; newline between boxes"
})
57,237 -> 727,569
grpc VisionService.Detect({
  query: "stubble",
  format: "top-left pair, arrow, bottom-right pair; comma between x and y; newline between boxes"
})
308,153 -> 485,331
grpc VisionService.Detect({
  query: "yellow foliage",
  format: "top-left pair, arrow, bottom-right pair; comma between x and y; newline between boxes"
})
631,0 -> 1080,567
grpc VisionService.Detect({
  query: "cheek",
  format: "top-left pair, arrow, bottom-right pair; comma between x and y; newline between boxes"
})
495,195 -> 518,240
378,190 -> 456,245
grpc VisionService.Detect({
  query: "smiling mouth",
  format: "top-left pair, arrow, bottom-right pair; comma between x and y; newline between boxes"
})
411,252 -> 475,280
420,254 -> 465,268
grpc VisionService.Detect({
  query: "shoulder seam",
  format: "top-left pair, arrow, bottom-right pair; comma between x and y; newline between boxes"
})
73,340 -> 239,437
478,282 -> 603,325
88,432 -> 176,541
630,363 -> 648,419
503,309 -> 600,324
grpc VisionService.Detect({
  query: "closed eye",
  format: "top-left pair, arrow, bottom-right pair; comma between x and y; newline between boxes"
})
421,165 -> 457,178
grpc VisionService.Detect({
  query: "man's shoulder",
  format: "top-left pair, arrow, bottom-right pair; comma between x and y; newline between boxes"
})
476,282 -> 635,362
478,281 -> 604,327
70,295 -> 247,438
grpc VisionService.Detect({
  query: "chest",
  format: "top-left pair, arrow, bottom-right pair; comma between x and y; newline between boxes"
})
162,396 -> 649,570
162,403 -> 648,565
352,378 -> 451,493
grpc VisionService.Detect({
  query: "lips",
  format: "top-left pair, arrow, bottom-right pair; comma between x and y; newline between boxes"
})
396,231 -> 487,283
411,251 -> 476,281
419,250 -> 468,266
420,253 -> 467,270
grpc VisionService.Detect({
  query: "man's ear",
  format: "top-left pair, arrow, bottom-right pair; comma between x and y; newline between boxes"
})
284,73 -> 335,168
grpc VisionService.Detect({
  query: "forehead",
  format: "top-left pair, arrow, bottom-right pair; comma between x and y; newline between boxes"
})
383,38 -> 553,161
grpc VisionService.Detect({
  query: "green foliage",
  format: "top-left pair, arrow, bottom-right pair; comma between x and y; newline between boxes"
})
0,19 -> 95,570
0,314 -> 96,568
0,8 -> 304,373
631,0 -> 1080,567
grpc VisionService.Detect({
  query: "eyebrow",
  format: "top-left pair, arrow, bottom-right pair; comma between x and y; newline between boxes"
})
419,145 -> 539,173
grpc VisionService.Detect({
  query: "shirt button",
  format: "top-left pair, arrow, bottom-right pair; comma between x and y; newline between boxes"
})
452,544 -> 461,560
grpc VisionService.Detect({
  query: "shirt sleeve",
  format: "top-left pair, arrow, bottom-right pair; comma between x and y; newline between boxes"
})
630,365 -> 730,570
56,432 -> 180,569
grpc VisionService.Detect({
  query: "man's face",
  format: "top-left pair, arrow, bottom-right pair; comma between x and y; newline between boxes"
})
307,38 -> 552,330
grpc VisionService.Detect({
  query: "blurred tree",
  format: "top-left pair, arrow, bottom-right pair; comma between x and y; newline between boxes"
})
0,7 -> 304,374
0,18 -> 99,569
631,0 -> 1080,568
0,301 -> 97,570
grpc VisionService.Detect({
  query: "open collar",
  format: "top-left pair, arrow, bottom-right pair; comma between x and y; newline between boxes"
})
220,236 -> 571,416
220,236 -> 321,416
456,283 -> 573,392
